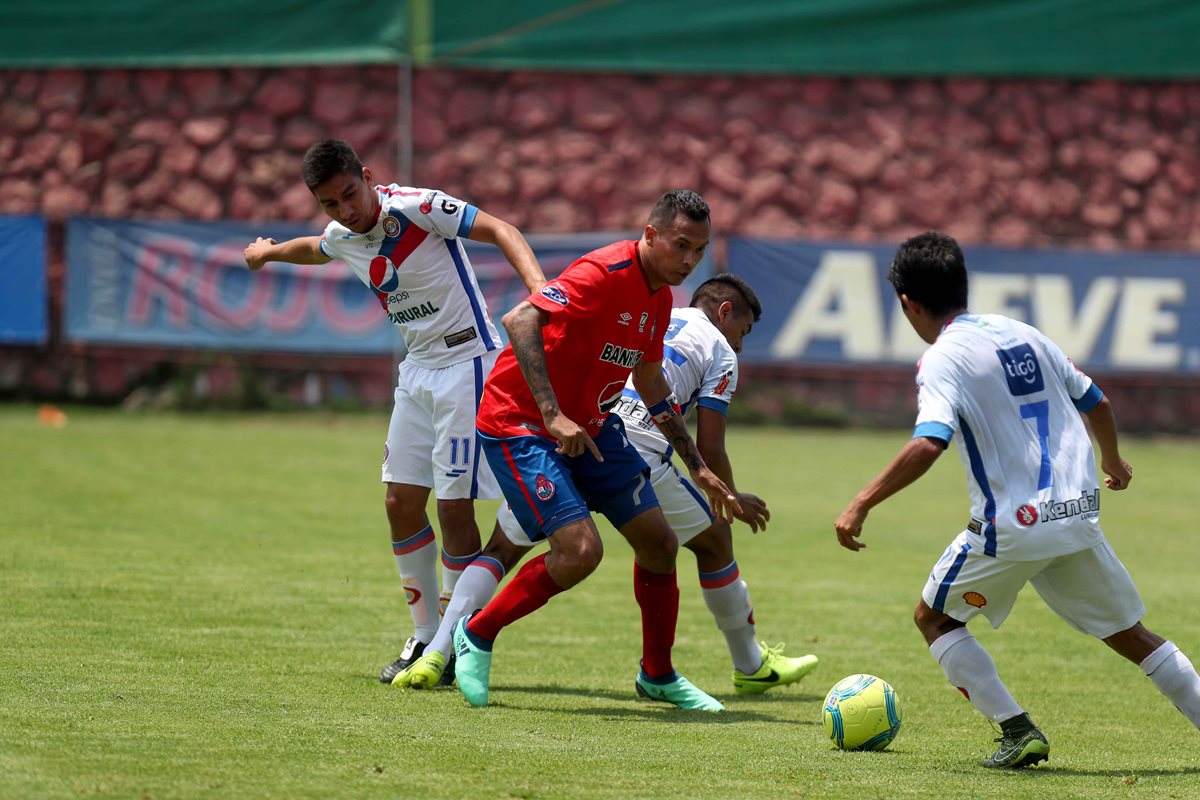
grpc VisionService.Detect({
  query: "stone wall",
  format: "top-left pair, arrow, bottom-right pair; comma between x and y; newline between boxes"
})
3,66 -> 1198,423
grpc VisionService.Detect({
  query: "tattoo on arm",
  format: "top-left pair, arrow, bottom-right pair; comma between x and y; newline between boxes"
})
657,415 -> 704,471
509,322 -> 559,419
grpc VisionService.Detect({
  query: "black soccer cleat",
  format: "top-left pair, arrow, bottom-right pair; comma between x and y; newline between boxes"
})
378,636 -> 426,684
438,652 -> 456,687
982,714 -> 1050,769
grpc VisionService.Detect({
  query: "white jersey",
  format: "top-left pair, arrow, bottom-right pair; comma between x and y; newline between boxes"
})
318,184 -> 501,369
913,313 -> 1105,561
614,306 -> 740,460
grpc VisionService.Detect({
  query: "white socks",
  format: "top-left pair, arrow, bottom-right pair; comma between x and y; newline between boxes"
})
1141,641 -> 1200,729
929,627 -> 1024,723
427,556 -> 505,658
439,547 -> 481,618
392,525 -> 440,643
700,563 -> 761,674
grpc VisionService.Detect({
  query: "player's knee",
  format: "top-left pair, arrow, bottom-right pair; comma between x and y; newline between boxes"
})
384,488 -> 427,529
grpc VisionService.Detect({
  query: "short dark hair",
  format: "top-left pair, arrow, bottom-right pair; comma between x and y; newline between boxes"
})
690,273 -> 762,322
301,139 -> 363,190
888,231 -> 968,317
647,189 -> 710,229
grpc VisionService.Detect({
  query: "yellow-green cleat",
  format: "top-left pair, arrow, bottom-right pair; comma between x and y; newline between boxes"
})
982,715 -> 1049,769
391,650 -> 446,689
733,642 -> 819,695
635,670 -> 724,712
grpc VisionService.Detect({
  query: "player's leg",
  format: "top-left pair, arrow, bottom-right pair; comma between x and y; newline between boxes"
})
429,353 -> 500,614
654,458 -> 818,692
1030,540 -> 1200,730
583,420 -> 721,711
919,533 -> 1050,767
452,431 -> 597,706
397,508 -> 536,689
377,366 -> 442,682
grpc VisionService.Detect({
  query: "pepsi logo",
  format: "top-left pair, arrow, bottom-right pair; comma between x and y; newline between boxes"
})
1015,504 -> 1038,527
382,215 -> 401,238
369,255 -> 400,293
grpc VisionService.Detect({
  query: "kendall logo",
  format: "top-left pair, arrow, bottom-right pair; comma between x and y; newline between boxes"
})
996,343 -> 1044,396
1039,488 -> 1100,523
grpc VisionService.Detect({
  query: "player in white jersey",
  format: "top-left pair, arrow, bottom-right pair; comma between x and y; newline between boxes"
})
243,139 -> 546,683
835,232 -> 1200,769
393,275 -> 818,696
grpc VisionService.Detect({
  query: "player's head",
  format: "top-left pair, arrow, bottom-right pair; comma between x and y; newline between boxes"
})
302,139 -> 379,234
640,189 -> 711,289
888,231 -> 968,340
690,274 -> 762,353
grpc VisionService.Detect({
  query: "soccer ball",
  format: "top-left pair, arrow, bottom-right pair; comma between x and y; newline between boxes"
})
822,674 -> 902,751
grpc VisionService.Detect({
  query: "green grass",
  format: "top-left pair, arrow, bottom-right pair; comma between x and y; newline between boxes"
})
2,405 -> 1198,799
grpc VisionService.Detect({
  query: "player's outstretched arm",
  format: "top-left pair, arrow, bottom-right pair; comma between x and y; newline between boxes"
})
696,407 -> 768,532
835,436 -> 944,552
468,211 -> 547,294
1085,395 -> 1132,490
243,236 -> 331,270
632,360 -> 741,522
502,301 -> 601,461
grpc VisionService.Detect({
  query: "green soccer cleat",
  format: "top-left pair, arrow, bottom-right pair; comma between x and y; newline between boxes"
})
733,642 -> 819,695
391,650 -> 446,689
452,616 -> 492,707
635,670 -> 724,712
982,717 -> 1050,769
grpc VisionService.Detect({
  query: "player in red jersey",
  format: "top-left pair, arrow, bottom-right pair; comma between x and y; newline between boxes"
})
450,190 -> 741,711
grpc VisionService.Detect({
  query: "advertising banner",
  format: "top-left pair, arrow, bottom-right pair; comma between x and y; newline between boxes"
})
0,215 -> 48,344
730,238 -> 1200,374
65,218 -> 711,355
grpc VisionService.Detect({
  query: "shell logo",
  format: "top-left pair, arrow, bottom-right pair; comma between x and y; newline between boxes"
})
963,591 -> 987,608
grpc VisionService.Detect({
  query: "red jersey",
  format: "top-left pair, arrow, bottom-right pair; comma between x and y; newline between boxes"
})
477,240 -> 673,440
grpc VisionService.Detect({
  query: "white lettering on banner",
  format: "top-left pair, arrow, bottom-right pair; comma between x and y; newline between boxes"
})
1030,275 -> 1119,364
764,248 -> 1188,370
770,251 -> 884,360
1111,278 -> 1185,368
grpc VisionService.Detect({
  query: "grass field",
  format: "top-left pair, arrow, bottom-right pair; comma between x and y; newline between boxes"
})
3,404 -> 1198,799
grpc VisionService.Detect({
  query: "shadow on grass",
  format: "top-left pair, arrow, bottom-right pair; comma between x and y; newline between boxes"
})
484,682 -> 821,723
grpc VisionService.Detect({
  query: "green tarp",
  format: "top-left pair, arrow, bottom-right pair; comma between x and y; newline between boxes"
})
3,0 -> 1198,77
0,0 -> 406,67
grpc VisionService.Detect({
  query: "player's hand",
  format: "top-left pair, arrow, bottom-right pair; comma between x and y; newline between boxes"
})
1101,457 -> 1132,491
692,467 -> 741,524
244,237 -> 277,270
733,491 -> 769,533
835,503 -> 868,552
545,413 -> 603,461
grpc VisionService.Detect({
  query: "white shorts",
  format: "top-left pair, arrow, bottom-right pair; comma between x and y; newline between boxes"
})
494,452 -> 714,546
382,351 -> 500,500
922,530 -> 1145,639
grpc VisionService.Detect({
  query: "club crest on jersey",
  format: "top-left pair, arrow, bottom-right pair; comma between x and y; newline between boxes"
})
963,591 -> 987,608
369,255 -> 400,293
534,474 -> 555,501
382,215 -> 401,238
1015,504 -> 1038,527
541,285 -> 569,306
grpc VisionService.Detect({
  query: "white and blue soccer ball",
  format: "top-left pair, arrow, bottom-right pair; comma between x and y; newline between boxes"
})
822,674 -> 902,751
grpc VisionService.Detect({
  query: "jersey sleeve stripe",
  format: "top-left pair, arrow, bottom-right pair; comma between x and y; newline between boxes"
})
456,204 -> 479,239
1072,383 -> 1103,413
913,421 -> 954,443
606,259 -> 633,272
445,240 -> 496,351
695,397 -> 729,415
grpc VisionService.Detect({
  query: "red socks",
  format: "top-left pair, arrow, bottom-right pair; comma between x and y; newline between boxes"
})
467,553 -> 565,642
634,562 -> 679,678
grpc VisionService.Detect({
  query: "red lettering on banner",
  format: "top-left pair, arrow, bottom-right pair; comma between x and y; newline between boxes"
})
128,235 -> 195,326
195,243 -> 273,329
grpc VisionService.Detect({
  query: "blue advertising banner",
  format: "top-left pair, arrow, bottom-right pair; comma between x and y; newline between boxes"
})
0,215 -> 48,344
65,218 -> 712,355
730,238 -> 1200,374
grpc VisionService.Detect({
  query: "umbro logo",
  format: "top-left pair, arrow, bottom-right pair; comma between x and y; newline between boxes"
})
618,312 -> 632,326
